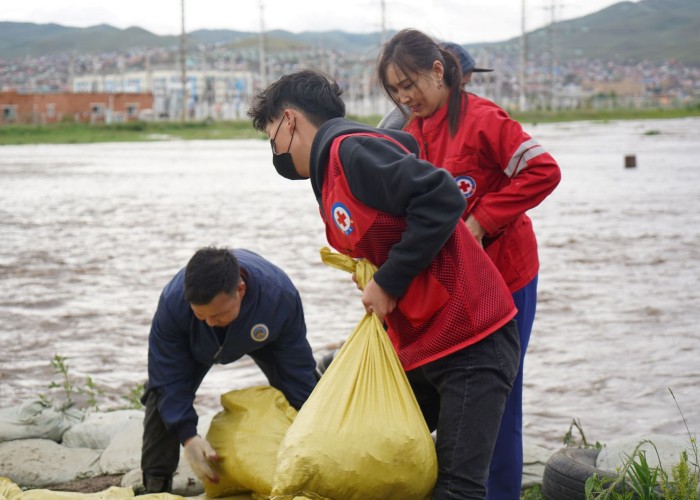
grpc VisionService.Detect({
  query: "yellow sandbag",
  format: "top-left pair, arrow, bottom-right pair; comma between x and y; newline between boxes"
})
25,490 -> 184,500
188,494 -> 254,500
2,484 -> 135,499
270,249 -> 437,500
1,476 -> 23,500
0,477 -> 188,500
205,386 -> 297,499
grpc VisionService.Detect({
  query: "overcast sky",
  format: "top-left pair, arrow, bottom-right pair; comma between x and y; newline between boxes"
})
4,0 -> 638,45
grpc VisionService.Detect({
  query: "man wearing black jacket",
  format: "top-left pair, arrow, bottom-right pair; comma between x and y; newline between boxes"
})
248,70 -> 520,500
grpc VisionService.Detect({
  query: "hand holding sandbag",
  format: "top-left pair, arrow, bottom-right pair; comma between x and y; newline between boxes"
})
322,246 -> 397,319
184,435 -> 220,484
361,278 -> 396,321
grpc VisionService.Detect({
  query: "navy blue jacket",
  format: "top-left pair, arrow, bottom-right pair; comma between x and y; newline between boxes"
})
146,249 -> 317,444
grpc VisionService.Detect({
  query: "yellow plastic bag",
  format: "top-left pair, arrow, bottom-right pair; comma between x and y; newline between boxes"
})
205,386 -> 298,499
18,487 -> 138,499
0,477 -> 184,499
0,478 -> 139,500
0,477 -> 23,500
270,249 -> 437,500
0,477 -> 252,500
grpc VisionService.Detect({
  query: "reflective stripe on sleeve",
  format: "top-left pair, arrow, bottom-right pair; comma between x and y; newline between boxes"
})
505,139 -> 547,177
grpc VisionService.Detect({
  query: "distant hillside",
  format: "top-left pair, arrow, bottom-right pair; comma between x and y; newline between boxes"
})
187,28 -> 385,55
0,22 -> 181,57
1,0 -> 698,64
475,0 -> 700,65
0,21 -> 384,59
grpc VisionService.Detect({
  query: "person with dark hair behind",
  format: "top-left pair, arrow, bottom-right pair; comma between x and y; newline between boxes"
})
140,246 -> 317,492
248,69 -> 520,499
377,28 -> 561,499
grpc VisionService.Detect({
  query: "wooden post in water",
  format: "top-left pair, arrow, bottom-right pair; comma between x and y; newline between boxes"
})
624,154 -> 637,168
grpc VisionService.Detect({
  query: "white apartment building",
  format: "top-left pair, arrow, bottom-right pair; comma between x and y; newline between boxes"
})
72,69 -> 256,120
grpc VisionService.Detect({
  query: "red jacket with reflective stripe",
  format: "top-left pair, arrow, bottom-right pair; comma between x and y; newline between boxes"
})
406,93 -> 561,292
321,132 -> 516,370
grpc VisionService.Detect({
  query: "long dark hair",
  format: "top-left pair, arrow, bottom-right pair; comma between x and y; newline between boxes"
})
377,29 -> 463,136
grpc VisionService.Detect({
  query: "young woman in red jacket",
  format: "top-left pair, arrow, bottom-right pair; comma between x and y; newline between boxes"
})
378,29 -> 561,500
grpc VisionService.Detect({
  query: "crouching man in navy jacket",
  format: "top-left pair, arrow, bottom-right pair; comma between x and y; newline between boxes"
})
140,246 -> 317,492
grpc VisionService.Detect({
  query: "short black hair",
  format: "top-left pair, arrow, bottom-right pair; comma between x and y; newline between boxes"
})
184,247 -> 240,305
248,69 -> 346,131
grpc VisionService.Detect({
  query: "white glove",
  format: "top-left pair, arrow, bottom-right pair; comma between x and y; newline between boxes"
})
183,435 -> 220,484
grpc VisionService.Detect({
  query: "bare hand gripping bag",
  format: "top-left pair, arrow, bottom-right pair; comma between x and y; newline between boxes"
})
269,248 -> 437,500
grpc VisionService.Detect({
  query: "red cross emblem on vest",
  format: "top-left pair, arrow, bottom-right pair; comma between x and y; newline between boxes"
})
331,202 -> 354,235
455,175 -> 476,198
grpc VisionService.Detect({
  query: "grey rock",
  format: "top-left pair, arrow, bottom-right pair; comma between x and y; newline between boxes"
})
98,418 -> 143,474
62,409 -> 144,449
522,440 -> 556,488
596,433 -> 695,477
0,438 -> 101,487
0,400 -> 83,444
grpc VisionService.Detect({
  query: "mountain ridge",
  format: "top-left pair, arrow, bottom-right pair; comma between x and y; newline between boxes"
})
1,0 -> 698,65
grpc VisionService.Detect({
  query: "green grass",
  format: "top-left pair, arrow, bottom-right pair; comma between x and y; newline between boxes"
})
0,119 -> 264,145
509,106 -> 700,125
2,107 -> 700,146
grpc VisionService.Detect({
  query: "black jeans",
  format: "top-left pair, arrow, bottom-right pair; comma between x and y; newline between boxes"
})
140,389 -> 179,492
407,320 -> 520,500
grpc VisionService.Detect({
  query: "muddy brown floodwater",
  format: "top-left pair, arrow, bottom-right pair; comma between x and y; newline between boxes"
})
1,117 -> 698,451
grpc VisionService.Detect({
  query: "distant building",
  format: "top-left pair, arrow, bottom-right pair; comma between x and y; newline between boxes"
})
0,90 -> 153,125
581,79 -> 647,108
71,69 -> 255,120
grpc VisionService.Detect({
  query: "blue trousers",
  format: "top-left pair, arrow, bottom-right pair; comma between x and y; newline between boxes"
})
486,275 -> 538,499
408,320 -> 520,499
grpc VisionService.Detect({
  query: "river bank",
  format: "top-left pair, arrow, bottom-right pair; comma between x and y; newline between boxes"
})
1,107 -> 699,145
0,398 -> 554,498
0,400 -> 694,499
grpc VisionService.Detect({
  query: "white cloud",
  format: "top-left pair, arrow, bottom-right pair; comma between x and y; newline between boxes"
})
2,0 -> 639,44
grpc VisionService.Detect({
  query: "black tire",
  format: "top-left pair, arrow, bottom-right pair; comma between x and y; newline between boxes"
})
314,349 -> 339,379
542,447 -> 618,500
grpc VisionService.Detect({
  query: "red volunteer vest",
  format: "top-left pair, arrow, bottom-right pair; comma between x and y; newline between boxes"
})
321,132 -> 516,370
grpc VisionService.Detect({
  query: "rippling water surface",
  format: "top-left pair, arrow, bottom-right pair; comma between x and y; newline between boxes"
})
1,118 -> 699,451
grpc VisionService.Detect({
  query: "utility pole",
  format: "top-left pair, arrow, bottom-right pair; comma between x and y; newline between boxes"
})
519,0 -> 528,111
68,51 -> 76,92
259,0 -> 267,89
380,0 -> 387,47
179,0 -> 187,121
546,0 -> 559,110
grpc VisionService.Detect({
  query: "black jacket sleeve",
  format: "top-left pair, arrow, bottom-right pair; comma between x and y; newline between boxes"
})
338,135 -> 466,298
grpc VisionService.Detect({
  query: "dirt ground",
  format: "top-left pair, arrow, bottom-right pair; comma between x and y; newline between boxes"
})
43,474 -> 124,493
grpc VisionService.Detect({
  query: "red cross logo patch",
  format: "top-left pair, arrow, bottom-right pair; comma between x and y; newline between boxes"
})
331,202 -> 354,235
455,175 -> 476,198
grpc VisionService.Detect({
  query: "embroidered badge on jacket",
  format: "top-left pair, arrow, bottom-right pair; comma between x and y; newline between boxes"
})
250,324 -> 270,342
